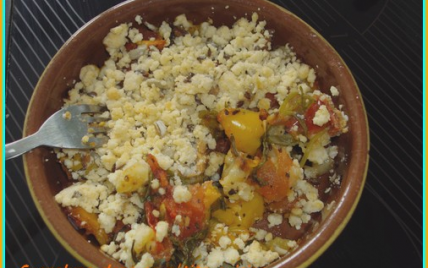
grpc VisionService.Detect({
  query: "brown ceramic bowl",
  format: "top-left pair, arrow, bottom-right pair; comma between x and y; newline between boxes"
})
23,0 -> 369,267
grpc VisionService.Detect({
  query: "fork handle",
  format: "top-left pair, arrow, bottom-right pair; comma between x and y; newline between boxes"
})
5,132 -> 43,160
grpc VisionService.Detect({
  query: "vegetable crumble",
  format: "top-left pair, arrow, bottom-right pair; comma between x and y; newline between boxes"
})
55,13 -> 348,268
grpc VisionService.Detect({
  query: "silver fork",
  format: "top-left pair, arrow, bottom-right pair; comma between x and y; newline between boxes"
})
6,104 -> 108,160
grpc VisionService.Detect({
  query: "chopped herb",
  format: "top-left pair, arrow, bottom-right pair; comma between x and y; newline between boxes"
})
230,135 -> 239,156
198,110 -> 223,140
131,240 -> 140,265
293,114 -> 308,136
267,133 -> 297,147
140,172 -> 154,203
169,228 -> 208,266
252,137 -> 269,186
278,92 -> 300,116
221,263 -> 235,268
219,196 -> 227,210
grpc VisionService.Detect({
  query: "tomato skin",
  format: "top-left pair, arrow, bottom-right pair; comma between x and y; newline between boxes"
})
267,112 -> 304,137
144,202 -> 159,229
283,117 -> 301,136
147,154 -> 169,187
305,100 -> 327,136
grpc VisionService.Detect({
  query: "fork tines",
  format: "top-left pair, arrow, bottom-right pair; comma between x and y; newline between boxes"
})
66,104 -> 105,115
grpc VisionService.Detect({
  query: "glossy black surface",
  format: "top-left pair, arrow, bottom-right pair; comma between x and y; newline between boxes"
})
5,0 -> 422,267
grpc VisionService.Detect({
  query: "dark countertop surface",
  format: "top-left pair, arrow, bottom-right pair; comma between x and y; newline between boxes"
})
5,0 -> 422,267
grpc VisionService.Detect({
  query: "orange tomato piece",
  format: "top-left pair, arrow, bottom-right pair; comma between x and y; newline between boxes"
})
138,39 -> 166,50
67,206 -> 109,245
149,237 -> 174,261
256,147 -> 293,203
147,154 -> 169,187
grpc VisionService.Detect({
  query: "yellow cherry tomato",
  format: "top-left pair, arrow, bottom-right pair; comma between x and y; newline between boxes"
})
116,161 -> 150,194
212,192 -> 265,229
217,108 -> 265,155
203,181 -> 221,209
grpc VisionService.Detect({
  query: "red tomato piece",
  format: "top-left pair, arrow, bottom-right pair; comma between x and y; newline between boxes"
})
305,99 -> 342,137
144,202 -> 159,229
305,99 -> 327,136
162,184 -> 206,239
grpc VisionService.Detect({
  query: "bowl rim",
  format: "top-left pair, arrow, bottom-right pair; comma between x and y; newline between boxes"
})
22,0 -> 370,267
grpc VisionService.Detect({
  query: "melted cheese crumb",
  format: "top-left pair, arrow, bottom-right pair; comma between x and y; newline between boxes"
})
173,185 -> 192,203
241,241 -> 279,267
155,221 -> 169,242
330,86 -> 339,96
267,213 -> 283,228
313,105 -> 330,126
